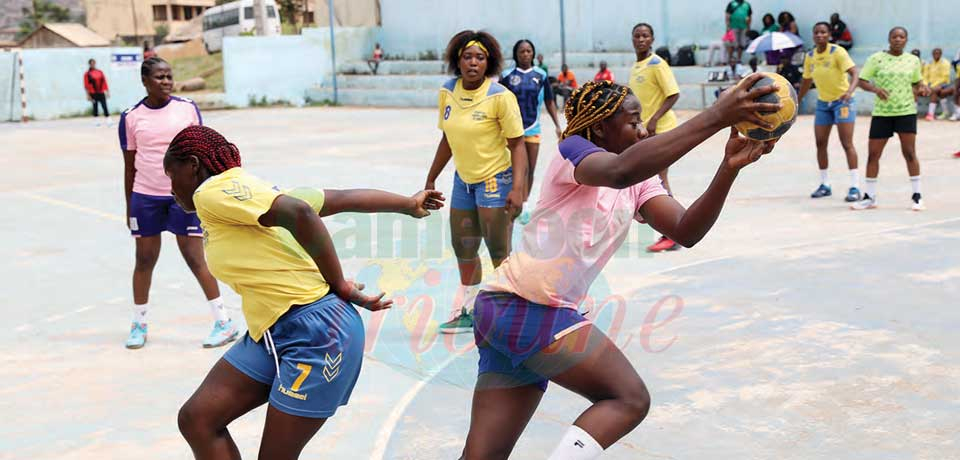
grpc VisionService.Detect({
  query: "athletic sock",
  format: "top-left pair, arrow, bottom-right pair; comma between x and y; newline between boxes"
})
849,169 -> 860,188
819,169 -> 829,186
940,99 -> 950,114
910,176 -> 922,195
133,303 -> 148,324
548,425 -> 604,460
928,102 -> 937,115
208,297 -> 229,323
864,177 -> 878,199
460,284 -> 480,314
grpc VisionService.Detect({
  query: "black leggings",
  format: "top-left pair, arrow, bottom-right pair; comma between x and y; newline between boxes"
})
91,93 -> 108,117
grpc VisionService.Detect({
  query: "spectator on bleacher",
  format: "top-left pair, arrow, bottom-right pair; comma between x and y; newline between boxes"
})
761,13 -> 779,34
593,61 -> 614,82
536,53 -> 548,75
725,0 -> 752,63
778,11 -> 798,34
367,43 -> 384,75
555,64 -> 578,107
923,48 -> 954,120
84,58 -> 111,126
829,13 -> 854,50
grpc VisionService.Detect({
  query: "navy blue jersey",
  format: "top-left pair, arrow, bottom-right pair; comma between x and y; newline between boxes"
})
500,66 -> 553,135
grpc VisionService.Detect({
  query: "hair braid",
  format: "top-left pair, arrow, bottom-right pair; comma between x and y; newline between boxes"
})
561,80 -> 630,141
165,125 -> 241,175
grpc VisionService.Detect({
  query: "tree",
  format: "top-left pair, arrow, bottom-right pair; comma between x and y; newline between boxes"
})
17,0 -> 72,40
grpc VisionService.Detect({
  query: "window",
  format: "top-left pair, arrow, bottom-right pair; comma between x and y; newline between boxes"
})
171,5 -> 182,20
152,5 -> 167,21
244,6 -> 253,19
196,6 -> 204,17
266,5 -> 276,18
203,8 -> 240,30
184,6 -> 194,20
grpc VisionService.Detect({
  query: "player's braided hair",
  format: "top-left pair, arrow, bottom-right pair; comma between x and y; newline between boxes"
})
561,80 -> 631,141
165,125 -> 241,175
141,56 -> 168,77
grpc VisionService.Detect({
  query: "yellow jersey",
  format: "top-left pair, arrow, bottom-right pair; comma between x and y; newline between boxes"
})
628,54 -> 680,133
194,167 -> 330,342
438,77 -> 524,184
923,58 -> 952,87
802,44 -> 856,102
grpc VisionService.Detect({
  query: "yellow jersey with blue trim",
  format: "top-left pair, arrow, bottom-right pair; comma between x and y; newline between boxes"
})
438,77 -> 525,184
629,54 -> 680,133
802,44 -> 856,102
923,58 -> 952,88
193,167 -> 330,342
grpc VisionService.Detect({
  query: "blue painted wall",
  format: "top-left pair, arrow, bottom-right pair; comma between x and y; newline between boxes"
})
380,0 -> 959,61
0,47 -> 143,121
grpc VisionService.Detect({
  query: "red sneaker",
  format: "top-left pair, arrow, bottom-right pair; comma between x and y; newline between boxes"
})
953,151 -> 960,159
646,236 -> 681,253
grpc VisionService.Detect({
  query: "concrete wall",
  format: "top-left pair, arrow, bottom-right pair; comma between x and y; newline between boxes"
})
222,27 -> 374,107
0,47 -> 143,121
223,34 -> 329,107
380,0 -> 960,60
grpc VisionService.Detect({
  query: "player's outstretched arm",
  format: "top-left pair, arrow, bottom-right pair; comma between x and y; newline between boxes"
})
574,73 -> 780,189
638,128 -> 774,248
319,189 -> 445,218
259,195 -> 393,311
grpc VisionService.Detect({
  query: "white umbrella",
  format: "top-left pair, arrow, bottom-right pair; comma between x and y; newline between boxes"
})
745,32 -> 804,54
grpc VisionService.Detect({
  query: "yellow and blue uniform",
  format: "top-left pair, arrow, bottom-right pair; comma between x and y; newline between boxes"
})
438,77 -> 525,209
628,54 -> 680,134
924,58 -> 952,89
803,44 -> 857,125
196,167 -> 364,418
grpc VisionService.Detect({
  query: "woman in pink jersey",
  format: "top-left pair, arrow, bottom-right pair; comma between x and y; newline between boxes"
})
460,78 -> 779,459
118,57 -> 235,349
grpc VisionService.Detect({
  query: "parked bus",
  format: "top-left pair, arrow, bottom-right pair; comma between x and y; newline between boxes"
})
202,0 -> 280,53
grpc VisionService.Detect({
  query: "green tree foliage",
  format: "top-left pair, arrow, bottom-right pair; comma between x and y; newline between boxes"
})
18,0 -> 72,40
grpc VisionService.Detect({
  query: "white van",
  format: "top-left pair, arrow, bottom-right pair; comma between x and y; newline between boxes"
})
202,0 -> 281,53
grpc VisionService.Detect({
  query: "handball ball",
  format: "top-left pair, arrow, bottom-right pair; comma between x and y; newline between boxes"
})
733,72 -> 798,141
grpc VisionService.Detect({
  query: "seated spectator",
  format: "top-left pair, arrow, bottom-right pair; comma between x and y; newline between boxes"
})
778,11 -> 798,34
367,43 -> 384,74
594,60 -> 615,82
761,13 -> 779,33
554,64 -> 578,107
829,13 -> 854,50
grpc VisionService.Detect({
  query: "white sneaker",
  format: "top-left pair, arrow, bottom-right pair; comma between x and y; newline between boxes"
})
911,193 -> 925,211
951,112 -> 960,121
850,195 -> 877,210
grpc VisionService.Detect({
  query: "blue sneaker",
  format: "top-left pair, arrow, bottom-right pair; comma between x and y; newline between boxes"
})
845,187 -> 862,202
810,184 -> 832,198
518,209 -> 532,225
202,319 -> 239,348
125,322 -> 148,349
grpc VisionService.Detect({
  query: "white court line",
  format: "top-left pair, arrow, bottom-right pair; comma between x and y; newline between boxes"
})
369,352 -> 462,460
367,215 -> 960,459
15,191 -> 124,222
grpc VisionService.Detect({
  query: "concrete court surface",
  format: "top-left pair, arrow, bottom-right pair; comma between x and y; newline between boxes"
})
1,106 -> 958,460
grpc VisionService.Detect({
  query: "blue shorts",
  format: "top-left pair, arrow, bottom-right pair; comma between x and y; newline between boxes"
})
524,122 -> 542,137
223,294 -> 365,418
473,291 -> 592,391
815,98 -> 856,126
451,167 -> 514,210
129,192 -> 202,237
